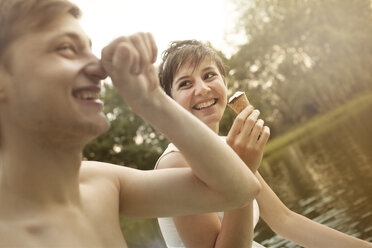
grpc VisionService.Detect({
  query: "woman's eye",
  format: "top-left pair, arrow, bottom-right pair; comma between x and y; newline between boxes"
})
179,81 -> 191,89
204,72 -> 216,80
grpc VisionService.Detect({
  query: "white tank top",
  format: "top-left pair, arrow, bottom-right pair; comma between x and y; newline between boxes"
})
155,142 -> 265,248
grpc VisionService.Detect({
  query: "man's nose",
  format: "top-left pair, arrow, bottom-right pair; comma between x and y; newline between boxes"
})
84,57 -> 108,81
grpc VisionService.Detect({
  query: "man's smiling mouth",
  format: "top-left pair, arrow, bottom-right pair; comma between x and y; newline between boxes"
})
72,87 -> 101,101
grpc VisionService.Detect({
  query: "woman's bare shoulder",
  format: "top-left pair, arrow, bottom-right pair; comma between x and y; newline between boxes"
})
157,151 -> 189,169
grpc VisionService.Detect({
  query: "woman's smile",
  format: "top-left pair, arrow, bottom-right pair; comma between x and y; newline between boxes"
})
193,98 -> 218,110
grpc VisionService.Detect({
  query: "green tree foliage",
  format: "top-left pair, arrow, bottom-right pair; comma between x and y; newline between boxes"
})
83,82 -> 168,170
223,0 -> 372,136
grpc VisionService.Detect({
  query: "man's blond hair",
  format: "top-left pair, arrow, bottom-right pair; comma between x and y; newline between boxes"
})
0,0 -> 81,62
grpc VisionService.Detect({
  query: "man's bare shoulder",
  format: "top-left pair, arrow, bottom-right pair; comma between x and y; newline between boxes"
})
78,161 -> 129,206
80,161 -> 135,182
79,161 -> 145,198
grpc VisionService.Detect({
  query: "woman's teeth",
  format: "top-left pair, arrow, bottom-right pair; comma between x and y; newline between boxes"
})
194,99 -> 217,110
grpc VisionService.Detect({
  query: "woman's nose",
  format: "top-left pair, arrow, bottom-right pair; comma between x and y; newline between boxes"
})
194,79 -> 211,95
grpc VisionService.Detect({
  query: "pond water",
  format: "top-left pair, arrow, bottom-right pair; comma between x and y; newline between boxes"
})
255,103 -> 372,247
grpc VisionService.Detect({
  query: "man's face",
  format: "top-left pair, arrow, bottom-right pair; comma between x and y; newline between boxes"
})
0,13 -> 110,145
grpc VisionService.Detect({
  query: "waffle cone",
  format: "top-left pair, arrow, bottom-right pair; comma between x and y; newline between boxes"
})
228,91 -> 250,114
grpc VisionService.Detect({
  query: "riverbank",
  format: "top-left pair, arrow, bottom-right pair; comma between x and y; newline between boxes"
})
264,91 -> 372,156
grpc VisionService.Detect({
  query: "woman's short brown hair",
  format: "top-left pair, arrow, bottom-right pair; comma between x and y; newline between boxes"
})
158,40 -> 226,97
0,0 -> 81,61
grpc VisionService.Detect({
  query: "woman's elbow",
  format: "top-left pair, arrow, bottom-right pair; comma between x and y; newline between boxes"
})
244,176 -> 261,205
230,176 -> 261,208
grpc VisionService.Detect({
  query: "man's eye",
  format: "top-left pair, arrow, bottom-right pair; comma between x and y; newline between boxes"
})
57,43 -> 77,55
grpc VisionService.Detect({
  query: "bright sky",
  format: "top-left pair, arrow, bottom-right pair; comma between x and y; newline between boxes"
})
71,0 -> 244,63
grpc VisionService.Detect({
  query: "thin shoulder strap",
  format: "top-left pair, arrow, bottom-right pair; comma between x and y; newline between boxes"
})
154,143 -> 179,169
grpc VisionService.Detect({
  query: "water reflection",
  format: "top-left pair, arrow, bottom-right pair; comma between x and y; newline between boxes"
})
256,107 -> 372,247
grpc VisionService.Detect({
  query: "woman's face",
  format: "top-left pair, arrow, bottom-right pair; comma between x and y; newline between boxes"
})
170,58 -> 227,133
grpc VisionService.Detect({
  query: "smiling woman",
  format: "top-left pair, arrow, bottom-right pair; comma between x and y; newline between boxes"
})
154,39 -> 372,248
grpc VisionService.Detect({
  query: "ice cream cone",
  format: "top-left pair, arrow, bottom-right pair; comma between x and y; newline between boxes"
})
228,91 -> 250,114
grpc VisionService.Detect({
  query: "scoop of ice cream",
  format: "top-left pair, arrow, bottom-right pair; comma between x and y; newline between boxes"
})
228,91 -> 250,114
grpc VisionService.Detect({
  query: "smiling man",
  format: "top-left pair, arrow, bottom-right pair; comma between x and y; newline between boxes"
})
0,0 -> 260,247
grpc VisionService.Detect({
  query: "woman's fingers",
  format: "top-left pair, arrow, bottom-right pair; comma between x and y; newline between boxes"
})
257,126 -> 270,149
143,65 -> 160,91
129,33 -> 152,74
145,32 -> 158,63
227,107 -> 270,155
227,105 -> 254,138
249,119 -> 264,145
111,42 -> 133,72
240,109 -> 260,139
102,33 -> 157,76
